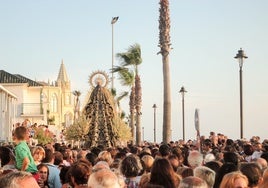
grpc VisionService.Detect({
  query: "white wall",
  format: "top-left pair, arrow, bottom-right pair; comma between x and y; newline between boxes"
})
0,85 -> 17,143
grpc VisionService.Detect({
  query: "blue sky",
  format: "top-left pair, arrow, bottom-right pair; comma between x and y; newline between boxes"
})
1,1 -> 268,142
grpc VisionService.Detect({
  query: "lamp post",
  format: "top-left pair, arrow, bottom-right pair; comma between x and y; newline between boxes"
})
152,104 -> 157,143
179,86 -> 187,141
234,48 -> 248,139
111,16 -> 119,90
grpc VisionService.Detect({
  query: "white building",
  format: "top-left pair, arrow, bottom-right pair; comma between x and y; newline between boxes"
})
0,85 -> 17,143
0,61 -> 74,140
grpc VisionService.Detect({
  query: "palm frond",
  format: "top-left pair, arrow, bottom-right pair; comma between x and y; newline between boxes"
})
116,43 -> 142,67
118,70 -> 134,86
111,66 -> 128,73
117,91 -> 129,101
116,53 -> 132,66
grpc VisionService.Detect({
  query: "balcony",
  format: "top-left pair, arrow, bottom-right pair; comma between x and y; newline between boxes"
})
20,103 -> 44,116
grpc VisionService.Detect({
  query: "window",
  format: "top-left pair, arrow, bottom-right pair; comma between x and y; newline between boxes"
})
50,93 -> 58,113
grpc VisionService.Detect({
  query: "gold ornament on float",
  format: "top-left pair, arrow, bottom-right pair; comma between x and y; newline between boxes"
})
88,71 -> 109,88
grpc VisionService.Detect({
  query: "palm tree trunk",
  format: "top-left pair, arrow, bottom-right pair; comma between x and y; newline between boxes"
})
129,86 -> 136,142
135,75 -> 142,146
159,0 -> 172,143
162,55 -> 171,143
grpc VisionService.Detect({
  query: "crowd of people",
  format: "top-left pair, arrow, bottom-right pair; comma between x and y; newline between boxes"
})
1,125 -> 268,188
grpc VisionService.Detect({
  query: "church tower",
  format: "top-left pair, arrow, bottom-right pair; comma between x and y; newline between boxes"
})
56,60 -> 73,127
56,59 -> 70,90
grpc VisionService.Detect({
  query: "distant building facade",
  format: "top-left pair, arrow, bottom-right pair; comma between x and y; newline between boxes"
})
0,61 -> 74,141
0,85 -> 17,143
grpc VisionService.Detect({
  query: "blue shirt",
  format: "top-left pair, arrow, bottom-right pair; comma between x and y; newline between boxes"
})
45,163 -> 62,188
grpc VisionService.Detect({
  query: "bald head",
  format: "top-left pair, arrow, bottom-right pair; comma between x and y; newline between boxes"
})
187,151 -> 203,168
0,171 -> 40,188
88,169 -> 121,188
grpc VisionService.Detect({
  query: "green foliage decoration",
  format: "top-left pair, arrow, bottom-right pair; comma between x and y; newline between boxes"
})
33,126 -> 54,145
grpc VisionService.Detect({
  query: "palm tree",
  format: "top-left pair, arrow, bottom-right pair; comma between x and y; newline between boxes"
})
113,43 -> 142,145
158,0 -> 171,143
73,90 -> 81,122
112,65 -> 135,142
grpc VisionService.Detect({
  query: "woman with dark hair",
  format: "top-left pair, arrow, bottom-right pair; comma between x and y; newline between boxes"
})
37,163 -> 50,188
223,152 -> 239,166
120,154 -> 142,187
70,159 -> 92,188
60,165 -> 72,188
0,146 -> 17,176
204,161 -> 222,174
147,158 -> 180,188
240,162 -> 263,188
85,152 -> 97,166
213,163 -> 238,188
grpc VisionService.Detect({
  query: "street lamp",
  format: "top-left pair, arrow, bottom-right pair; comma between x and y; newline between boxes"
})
179,86 -> 187,141
152,104 -> 157,143
111,16 -> 119,90
234,48 -> 248,139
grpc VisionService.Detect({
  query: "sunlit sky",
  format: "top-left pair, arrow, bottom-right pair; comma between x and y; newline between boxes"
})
1,1 -> 268,142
